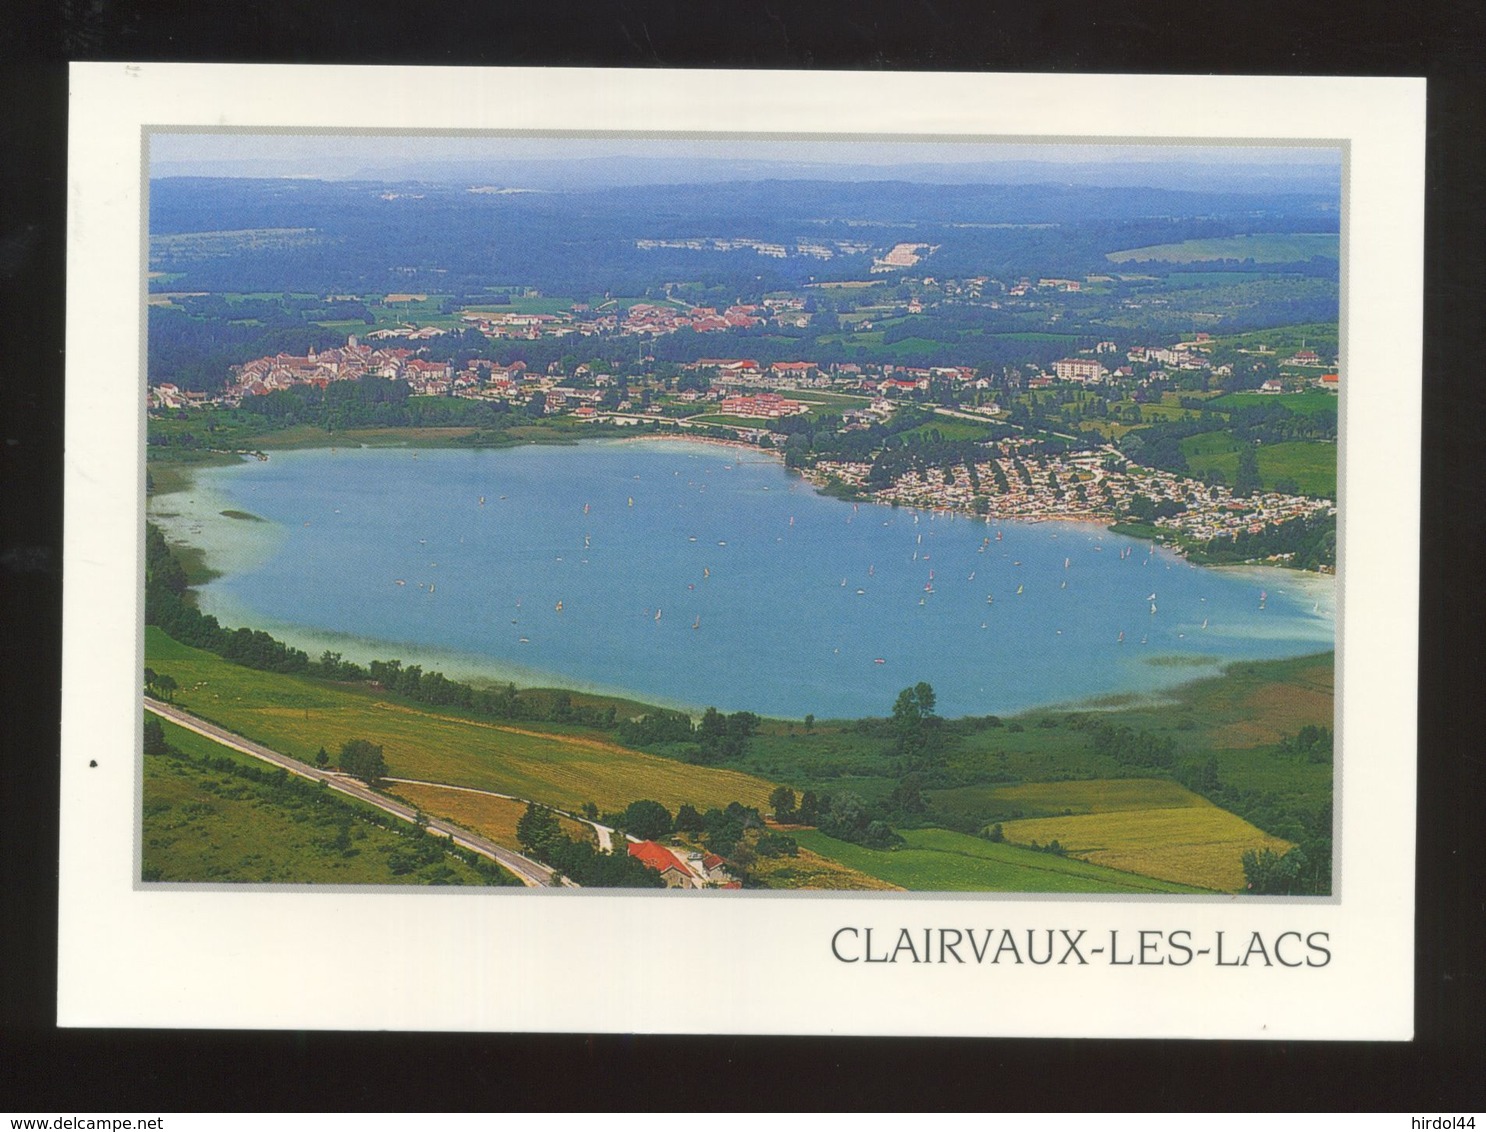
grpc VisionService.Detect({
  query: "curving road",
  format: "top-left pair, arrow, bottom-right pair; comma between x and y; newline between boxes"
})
144,698 -> 562,887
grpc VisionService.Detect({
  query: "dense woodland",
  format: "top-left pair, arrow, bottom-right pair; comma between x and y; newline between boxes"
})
147,172 -> 1339,389
149,176 -> 1339,298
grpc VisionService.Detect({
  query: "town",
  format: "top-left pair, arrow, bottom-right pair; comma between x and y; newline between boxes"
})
148,278 -> 1338,567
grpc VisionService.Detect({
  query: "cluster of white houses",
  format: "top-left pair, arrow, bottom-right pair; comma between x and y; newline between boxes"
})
809,438 -> 1334,540
635,235 -> 872,260
458,299 -> 813,341
1038,338 -> 1339,395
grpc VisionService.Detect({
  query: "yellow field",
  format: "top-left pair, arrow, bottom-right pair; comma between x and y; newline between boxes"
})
387,783 -> 596,851
999,790 -> 1292,892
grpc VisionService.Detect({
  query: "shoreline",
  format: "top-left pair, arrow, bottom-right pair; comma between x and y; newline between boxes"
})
150,426 -> 1334,577
147,441 -> 1335,722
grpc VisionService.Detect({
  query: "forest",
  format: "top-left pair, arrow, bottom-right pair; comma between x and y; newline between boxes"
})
149,174 -> 1338,299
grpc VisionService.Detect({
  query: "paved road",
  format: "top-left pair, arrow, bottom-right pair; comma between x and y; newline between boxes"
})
144,698 -> 561,888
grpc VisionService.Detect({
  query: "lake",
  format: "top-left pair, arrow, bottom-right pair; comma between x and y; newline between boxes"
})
149,439 -> 1335,719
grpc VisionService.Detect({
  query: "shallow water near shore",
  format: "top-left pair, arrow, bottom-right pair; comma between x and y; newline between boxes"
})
150,439 -> 1335,718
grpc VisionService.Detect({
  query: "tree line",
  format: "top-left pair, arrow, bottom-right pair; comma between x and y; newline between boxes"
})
148,525 -> 775,761
615,706 -> 761,763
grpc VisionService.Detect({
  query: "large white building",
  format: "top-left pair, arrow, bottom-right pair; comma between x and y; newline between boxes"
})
1053,357 -> 1108,384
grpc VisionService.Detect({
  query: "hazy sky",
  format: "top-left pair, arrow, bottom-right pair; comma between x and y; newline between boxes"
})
149,131 -> 1342,182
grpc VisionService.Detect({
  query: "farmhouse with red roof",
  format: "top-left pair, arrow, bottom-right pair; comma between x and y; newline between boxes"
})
627,840 -> 698,888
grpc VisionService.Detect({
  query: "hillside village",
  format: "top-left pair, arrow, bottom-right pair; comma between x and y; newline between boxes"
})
148,273 -> 1338,565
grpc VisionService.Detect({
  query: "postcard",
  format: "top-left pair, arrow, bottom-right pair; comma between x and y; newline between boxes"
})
60,64 -> 1423,1037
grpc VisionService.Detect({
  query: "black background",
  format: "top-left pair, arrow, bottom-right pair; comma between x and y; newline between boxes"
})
3,0 -> 1482,1112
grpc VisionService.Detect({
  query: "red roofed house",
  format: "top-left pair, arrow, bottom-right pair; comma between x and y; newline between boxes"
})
879,377 -> 922,394
694,358 -> 760,374
627,840 -> 698,888
701,853 -> 735,884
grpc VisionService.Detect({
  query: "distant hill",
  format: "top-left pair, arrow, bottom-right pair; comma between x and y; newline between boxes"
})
147,174 -> 1338,298
151,154 -> 1342,197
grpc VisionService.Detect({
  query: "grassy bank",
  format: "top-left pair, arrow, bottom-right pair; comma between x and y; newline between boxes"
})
145,626 -> 778,817
144,717 -> 514,885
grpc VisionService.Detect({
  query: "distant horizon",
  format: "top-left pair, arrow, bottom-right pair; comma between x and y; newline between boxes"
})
148,133 -> 1342,194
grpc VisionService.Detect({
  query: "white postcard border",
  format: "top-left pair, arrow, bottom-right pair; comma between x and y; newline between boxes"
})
61,64 -> 1423,1037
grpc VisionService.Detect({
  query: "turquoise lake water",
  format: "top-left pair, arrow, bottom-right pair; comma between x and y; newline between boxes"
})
151,439 -> 1335,719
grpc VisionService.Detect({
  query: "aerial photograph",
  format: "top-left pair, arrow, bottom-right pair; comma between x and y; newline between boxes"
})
141,133 -> 1340,895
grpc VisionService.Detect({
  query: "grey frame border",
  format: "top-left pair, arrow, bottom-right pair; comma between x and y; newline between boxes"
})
136,125 -> 1349,906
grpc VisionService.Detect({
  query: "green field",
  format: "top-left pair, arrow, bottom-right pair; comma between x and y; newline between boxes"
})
789,390 -> 871,404
741,650 -> 1333,869
788,390 -> 873,415
1180,433 -> 1337,497
791,827 -> 1207,893
1107,234 -> 1339,264
144,718 -> 510,885
461,296 -> 577,317
974,777 -> 1200,816
899,418 -> 994,443
359,295 -> 465,330
145,627 -> 777,817
1205,322 -> 1338,356
990,331 -> 1083,343
1210,390 -> 1339,415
